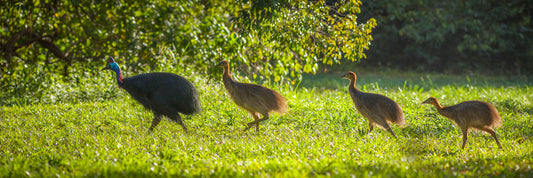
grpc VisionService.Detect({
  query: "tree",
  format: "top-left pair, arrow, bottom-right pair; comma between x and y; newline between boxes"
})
1,0 -> 375,81
231,0 -> 376,81
359,0 -> 533,74
1,0 -> 182,76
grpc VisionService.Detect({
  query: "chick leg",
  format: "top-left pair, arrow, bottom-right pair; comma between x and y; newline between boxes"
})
461,127 -> 469,149
368,122 -> 375,134
480,127 -> 503,150
243,112 -> 260,132
383,123 -> 397,138
246,112 -> 269,131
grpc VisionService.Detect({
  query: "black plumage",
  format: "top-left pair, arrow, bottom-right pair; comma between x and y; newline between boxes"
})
102,57 -> 200,133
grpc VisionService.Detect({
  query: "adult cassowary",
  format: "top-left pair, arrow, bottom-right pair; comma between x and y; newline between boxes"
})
102,57 -> 200,133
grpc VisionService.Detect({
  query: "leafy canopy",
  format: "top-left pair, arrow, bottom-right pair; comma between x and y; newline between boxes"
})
1,0 -> 375,82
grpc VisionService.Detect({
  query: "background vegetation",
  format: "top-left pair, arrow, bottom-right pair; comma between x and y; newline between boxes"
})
2,0 -> 531,80
1,0 -> 532,177
359,0 -> 533,74
1,0 -> 375,82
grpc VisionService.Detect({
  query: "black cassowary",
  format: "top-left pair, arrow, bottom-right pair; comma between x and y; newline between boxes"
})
102,57 -> 200,133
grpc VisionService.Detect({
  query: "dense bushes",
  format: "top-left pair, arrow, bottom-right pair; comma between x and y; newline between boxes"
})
1,0 -> 376,105
1,0 -> 375,82
359,0 -> 532,74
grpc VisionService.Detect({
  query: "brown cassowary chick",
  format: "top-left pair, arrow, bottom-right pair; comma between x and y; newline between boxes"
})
342,71 -> 405,138
422,97 -> 503,149
216,60 -> 288,132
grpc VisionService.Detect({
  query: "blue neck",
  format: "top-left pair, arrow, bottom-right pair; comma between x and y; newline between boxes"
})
109,63 -> 123,83
115,70 -> 121,83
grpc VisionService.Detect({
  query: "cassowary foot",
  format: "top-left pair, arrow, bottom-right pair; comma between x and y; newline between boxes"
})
240,121 -> 257,132
247,118 -> 268,127
384,126 -> 398,139
180,125 -> 189,133
243,123 -> 263,132
367,123 -> 374,135
243,122 -> 259,132
243,117 -> 269,132
243,125 -> 252,132
245,122 -> 259,132
247,121 -> 256,127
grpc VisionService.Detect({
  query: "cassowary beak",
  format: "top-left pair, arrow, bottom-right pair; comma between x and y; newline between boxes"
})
102,65 -> 111,71
102,57 -> 115,70
215,61 -> 225,67
341,73 -> 349,79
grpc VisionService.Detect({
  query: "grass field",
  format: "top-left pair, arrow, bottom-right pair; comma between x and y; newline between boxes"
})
1,67 -> 532,177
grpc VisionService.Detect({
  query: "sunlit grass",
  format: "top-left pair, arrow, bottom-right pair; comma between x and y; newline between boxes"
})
1,69 -> 532,177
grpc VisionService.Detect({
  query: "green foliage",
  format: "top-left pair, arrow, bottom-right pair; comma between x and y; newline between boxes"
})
360,0 -> 533,74
1,0 -> 178,73
231,0 -> 376,82
1,0 -> 375,82
0,48 -> 202,106
1,70 -> 532,177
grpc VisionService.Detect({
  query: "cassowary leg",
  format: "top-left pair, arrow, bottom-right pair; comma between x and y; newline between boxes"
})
383,123 -> 397,138
243,112 -> 260,132
480,127 -> 503,150
175,114 -> 188,133
253,113 -> 260,132
368,122 -> 374,134
246,112 -> 269,131
255,115 -> 260,131
461,127 -> 469,149
148,114 -> 162,132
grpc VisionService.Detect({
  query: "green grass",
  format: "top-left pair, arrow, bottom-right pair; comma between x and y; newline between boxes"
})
1,68 -> 532,177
